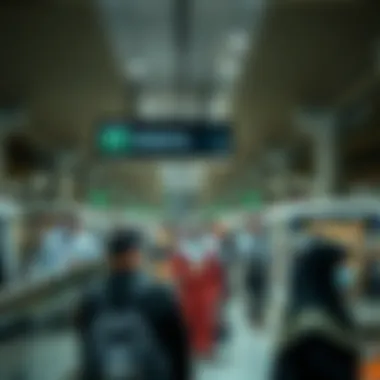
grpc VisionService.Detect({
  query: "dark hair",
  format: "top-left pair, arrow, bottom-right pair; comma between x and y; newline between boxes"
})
107,228 -> 141,257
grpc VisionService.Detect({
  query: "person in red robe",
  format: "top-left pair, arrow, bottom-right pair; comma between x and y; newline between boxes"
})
172,230 -> 223,359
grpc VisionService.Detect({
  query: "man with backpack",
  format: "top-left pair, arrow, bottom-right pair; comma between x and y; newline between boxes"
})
75,228 -> 191,380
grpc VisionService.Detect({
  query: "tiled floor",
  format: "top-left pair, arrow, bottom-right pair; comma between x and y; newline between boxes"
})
0,295 -> 274,380
196,296 -> 273,380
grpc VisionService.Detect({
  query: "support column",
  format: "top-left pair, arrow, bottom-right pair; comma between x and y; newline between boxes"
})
0,106 -> 26,191
0,132 -> 6,187
56,151 -> 77,202
313,121 -> 337,196
265,149 -> 291,202
29,171 -> 49,201
296,109 -> 338,197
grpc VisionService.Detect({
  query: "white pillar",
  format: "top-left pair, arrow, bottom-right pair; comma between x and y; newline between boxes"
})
0,107 -> 27,192
313,121 -> 337,196
265,149 -> 291,201
57,152 -> 76,201
0,131 -> 7,189
296,109 -> 337,197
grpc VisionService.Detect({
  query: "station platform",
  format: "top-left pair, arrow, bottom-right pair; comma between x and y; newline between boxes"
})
197,295 -> 273,380
0,294 -> 274,380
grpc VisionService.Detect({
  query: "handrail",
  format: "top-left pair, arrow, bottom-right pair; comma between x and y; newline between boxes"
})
0,260 -> 105,317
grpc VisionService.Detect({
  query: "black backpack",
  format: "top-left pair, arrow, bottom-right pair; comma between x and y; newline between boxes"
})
86,278 -> 171,380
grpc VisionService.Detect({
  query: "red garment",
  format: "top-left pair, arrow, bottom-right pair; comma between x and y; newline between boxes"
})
172,252 -> 223,356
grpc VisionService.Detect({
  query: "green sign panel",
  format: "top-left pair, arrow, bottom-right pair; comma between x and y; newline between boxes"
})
204,190 -> 263,216
98,125 -> 132,153
87,190 -> 109,207
240,191 -> 262,209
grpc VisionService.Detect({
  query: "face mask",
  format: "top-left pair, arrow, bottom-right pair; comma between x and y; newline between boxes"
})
334,266 -> 358,291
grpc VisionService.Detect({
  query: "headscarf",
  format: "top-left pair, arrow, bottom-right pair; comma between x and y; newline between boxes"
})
179,237 -> 207,263
281,238 -> 357,349
203,234 -> 220,256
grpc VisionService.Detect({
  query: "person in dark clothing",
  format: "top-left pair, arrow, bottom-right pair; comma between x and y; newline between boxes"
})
243,232 -> 269,325
75,228 -> 191,380
363,256 -> 380,300
272,238 -> 359,380
245,257 -> 268,324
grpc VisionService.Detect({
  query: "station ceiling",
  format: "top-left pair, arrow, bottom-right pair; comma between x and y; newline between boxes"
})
212,0 -> 380,198
1,0 -> 380,204
0,1 -> 157,201
0,0 -> 262,204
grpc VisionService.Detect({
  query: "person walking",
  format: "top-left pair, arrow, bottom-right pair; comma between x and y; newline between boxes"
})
272,239 -> 359,380
75,228 -> 191,380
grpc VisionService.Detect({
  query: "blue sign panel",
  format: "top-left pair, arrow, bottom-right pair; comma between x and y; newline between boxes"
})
95,120 -> 232,158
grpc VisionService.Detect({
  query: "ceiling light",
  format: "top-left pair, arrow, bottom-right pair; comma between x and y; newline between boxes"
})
227,31 -> 250,54
217,58 -> 241,82
209,93 -> 231,120
127,59 -> 147,80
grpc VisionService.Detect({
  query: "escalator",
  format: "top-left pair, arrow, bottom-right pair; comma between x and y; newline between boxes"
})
0,261 -> 102,380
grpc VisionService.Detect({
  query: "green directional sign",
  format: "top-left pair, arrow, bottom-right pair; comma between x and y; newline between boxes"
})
203,190 -> 263,216
87,190 -> 109,208
98,125 -> 132,153
240,190 -> 262,210
96,121 -> 231,158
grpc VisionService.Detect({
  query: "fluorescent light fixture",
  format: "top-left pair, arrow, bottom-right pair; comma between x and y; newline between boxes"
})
227,30 -> 250,54
137,91 -> 205,118
209,93 -> 231,120
373,39 -> 380,72
217,58 -> 241,82
127,58 -> 147,80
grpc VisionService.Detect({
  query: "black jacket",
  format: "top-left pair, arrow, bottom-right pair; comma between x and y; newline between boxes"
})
272,239 -> 359,380
75,272 -> 191,380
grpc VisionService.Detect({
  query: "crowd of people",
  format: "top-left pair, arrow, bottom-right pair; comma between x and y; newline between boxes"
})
69,215 -> 362,380
2,209 -> 367,379
24,212 -> 102,279
69,217 -> 267,379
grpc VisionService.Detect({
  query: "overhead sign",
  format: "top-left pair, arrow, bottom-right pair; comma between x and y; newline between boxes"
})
95,120 -> 232,158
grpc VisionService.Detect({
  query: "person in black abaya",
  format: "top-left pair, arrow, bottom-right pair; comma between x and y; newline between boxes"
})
272,238 -> 359,380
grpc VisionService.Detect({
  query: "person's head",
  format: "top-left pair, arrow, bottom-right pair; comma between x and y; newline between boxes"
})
185,224 -> 202,240
299,238 -> 358,291
64,213 -> 81,232
212,222 -> 225,237
40,212 -> 53,229
246,216 -> 262,234
56,212 -> 80,233
107,228 -> 142,272
289,238 -> 354,326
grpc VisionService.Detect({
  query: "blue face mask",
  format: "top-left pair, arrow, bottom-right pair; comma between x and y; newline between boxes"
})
334,266 -> 358,291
